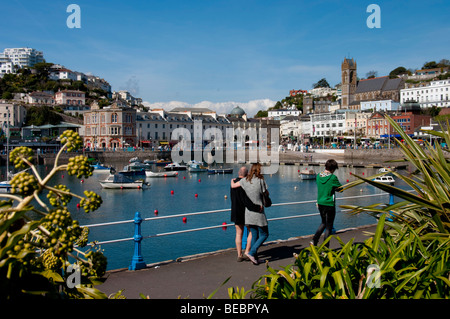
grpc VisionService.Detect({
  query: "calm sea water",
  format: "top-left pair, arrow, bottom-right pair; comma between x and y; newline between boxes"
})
1,162 -> 410,270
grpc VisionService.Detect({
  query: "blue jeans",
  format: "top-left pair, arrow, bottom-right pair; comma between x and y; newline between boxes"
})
248,225 -> 269,257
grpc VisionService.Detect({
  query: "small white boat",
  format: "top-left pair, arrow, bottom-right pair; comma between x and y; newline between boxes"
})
91,163 -> 110,171
164,162 -> 187,171
300,169 -> 316,180
0,181 -> 11,193
188,161 -> 208,172
378,167 -> 396,174
373,176 -> 395,184
145,171 -> 178,178
99,174 -> 150,189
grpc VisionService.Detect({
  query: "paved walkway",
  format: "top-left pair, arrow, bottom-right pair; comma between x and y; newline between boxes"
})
98,224 -> 377,299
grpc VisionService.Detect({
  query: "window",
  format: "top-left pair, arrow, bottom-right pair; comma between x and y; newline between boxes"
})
111,113 -> 118,123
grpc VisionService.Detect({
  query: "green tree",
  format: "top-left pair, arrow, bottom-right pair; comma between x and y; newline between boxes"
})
313,78 -> 330,88
25,105 -> 63,126
423,61 -> 438,69
389,66 -> 408,78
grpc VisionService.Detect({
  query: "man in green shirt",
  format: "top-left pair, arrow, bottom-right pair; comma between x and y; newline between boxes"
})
312,159 -> 342,247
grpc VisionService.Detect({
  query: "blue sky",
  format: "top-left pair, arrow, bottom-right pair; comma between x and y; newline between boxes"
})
2,0 -> 450,115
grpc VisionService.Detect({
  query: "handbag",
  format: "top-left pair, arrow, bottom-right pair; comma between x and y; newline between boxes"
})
260,179 -> 272,208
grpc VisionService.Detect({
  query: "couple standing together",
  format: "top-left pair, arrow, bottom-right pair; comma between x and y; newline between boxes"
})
230,163 -> 269,265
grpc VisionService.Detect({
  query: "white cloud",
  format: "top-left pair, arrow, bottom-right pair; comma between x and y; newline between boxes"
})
142,99 -> 277,117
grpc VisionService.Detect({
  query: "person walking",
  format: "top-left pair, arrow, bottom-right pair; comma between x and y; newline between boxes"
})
312,159 -> 342,247
230,166 -> 262,262
231,163 -> 268,265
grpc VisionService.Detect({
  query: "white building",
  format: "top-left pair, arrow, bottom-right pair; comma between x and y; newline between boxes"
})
360,99 -> 400,112
49,68 -> 78,81
136,108 -> 232,147
1,47 -> 44,69
268,108 -> 302,119
400,79 -> 450,108
309,87 -> 336,98
310,112 -> 346,138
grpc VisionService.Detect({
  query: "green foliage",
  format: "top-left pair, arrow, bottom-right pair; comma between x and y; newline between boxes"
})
0,130 -> 107,299
228,118 -> 450,299
231,216 -> 450,299
25,105 -> 63,126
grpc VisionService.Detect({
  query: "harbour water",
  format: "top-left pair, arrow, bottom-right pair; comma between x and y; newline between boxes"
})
1,162 -> 410,271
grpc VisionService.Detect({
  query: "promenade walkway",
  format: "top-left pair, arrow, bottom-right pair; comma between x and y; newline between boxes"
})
98,224 -> 376,299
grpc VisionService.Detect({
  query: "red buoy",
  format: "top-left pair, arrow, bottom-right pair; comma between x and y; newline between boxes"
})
154,209 -> 158,215
171,190 -> 174,195
198,179 -> 201,182
182,217 -> 187,223
195,193 -> 198,198
222,222 -> 227,230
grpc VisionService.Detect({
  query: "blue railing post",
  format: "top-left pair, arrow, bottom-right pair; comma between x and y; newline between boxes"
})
129,212 -> 147,271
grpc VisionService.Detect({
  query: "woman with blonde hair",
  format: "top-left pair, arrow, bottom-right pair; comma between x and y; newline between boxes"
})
231,163 -> 268,265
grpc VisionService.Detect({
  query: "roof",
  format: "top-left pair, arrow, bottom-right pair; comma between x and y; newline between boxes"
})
356,76 -> 404,94
170,107 -> 215,114
229,106 -> 246,115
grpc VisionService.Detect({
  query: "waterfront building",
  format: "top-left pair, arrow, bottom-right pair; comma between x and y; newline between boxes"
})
136,107 -> 232,149
345,111 -> 371,138
367,112 -> 391,138
400,79 -> 450,108
83,102 -> 137,149
310,112 -> 346,140
391,112 -> 431,136
54,90 -> 86,106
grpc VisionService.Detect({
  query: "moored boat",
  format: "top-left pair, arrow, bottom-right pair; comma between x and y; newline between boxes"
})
145,171 -> 178,178
373,175 -> 395,184
164,162 -> 187,171
188,160 -> 208,172
99,174 -> 150,189
300,168 -> 316,180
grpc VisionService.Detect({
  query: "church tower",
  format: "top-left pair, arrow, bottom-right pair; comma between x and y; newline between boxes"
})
341,58 -> 357,108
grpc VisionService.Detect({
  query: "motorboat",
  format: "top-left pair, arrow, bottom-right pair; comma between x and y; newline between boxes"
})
188,160 -> 208,172
379,167 -> 396,174
300,168 -> 316,180
373,175 -> 395,184
207,168 -> 233,174
99,174 -> 150,189
145,171 -> 178,178
119,162 -> 149,176
164,162 -> 187,171
156,159 -> 172,166
91,163 -> 110,171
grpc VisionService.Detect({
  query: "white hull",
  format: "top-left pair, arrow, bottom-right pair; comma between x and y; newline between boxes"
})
145,171 -> 178,177
100,181 -> 149,189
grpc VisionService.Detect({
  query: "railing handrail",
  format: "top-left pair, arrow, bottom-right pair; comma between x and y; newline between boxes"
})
80,192 -> 389,229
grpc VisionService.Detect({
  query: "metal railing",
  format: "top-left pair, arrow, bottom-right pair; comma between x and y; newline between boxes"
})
80,192 -> 392,270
